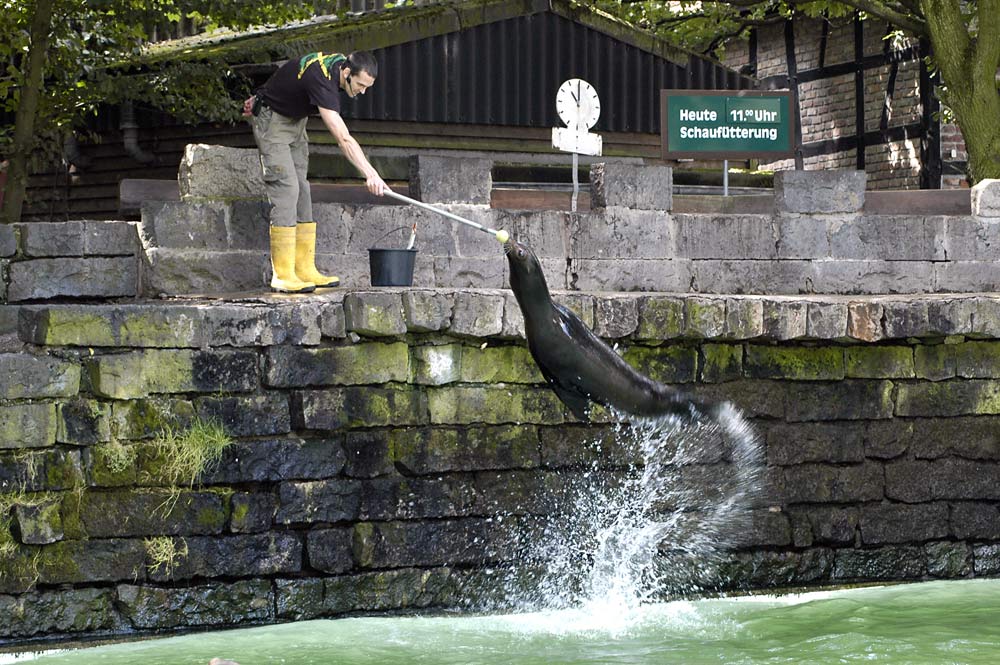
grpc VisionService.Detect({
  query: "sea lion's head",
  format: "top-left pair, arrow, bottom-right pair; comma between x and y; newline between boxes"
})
505,238 -> 548,294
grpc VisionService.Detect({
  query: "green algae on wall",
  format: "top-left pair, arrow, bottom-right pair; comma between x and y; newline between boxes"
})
745,345 -> 846,381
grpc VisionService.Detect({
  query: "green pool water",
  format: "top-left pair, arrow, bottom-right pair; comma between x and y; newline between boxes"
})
6,578 -> 1000,664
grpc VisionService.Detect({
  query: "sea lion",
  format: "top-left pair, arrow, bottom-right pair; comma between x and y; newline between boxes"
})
505,239 -> 718,422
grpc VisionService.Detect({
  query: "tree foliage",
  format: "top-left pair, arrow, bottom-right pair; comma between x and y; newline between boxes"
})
0,0 -> 339,222
596,0 -> 1000,183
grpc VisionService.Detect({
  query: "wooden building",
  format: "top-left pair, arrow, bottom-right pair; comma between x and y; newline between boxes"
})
20,0 -> 752,223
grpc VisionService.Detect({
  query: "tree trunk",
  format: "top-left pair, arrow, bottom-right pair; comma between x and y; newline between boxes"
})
920,0 -> 1000,184
1,0 -> 56,224
963,0 -> 1000,182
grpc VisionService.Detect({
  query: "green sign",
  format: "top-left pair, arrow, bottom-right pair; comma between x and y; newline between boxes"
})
660,90 -> 795,159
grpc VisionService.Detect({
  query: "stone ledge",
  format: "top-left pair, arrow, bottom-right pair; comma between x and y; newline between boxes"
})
972,179 -> 1000,218
6,257 -> 138,302
0,225 -> 17,257
409,155 -> 492,205
774,170 -> 866,213
178,144 -> 264,200
17,221 -> 138,258
16,291 -> 1000,347
590,162 -> 672,210
19,301 -> 328,348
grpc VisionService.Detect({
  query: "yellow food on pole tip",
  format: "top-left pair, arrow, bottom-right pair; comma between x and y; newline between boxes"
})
495,230 -> 510,243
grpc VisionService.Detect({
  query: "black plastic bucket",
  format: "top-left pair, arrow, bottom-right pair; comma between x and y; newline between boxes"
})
368,248 -> 417,286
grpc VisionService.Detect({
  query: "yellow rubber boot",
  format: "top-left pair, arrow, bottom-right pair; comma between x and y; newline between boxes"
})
295,222 -> 340,288
270,226 -> 315,293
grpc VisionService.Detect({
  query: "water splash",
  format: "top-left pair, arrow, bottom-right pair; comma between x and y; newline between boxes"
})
504,401 -> 765,619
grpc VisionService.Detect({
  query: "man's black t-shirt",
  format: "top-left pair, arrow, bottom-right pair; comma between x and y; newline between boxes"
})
260,53 -> 344,119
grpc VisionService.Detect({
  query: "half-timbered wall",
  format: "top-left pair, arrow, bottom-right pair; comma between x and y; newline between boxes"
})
724,15 -> 967,190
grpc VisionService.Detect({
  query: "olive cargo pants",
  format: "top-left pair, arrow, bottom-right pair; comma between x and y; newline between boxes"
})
251,106 -> 312,227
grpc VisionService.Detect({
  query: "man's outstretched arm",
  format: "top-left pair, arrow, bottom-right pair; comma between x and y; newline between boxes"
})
318,106 -> 387,196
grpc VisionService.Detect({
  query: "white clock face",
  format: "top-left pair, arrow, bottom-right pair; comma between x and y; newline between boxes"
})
556,78 -> 601,130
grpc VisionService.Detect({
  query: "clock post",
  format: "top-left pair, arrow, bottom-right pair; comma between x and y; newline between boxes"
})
552,78 -> 602,212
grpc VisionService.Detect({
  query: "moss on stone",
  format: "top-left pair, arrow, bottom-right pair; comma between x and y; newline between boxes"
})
0,490 -> 60,589
914,344 -> 957,381
93,350 -> 249,399
38,311 -> 116,347
44,451 -> 84,490
56,399 -> 111,445
85,353 -> 149,399
636,297 -> 685,339
955,341 -> 1000,378
390,426 -> 540,472
231,501 -> 250,527
112,398 -> 195,441
459,345 -> 542,384
118,311 -> 200,348
845,346 -> 915,379
701,344 -> 743,382
895,380 -> 1000,417
323,343 -> 410,384
427,385 -> 566,425
973,382 -> 1000,414
90,439 -> 139,487
60,491 -> 87,540
623,345 -> 698,383
195,504 -> 228,531
14,498 -> 63,544
142,351 -> 197,395
685,299 -> 726,338
36,542 -> 90,582
0,497 -> 22,557
745,345 -> 845,380
0,403 -> 57,449
134,440 -> 174,487
363,392 -> 393,424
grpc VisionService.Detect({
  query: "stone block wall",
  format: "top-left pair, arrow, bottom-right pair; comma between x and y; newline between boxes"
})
131,165 -> 1000,297
3,290 -> 1000,644
2,170 -> 999,305
0,221 -> 139,303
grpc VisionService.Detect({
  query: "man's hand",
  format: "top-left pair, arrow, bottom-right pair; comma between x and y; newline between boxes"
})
366,173 -> 387,196
242,96 -> 255,117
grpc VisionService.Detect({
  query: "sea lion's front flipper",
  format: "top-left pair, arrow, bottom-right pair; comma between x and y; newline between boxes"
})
548,379 -> 593,421
531,356 -> 594,421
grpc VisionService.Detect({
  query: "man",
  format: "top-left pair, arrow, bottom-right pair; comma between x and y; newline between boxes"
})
245,51 -> 387,293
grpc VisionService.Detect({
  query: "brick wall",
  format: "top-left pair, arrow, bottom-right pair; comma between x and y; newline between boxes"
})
729,16 -> 968,189
799,73 -> 856,143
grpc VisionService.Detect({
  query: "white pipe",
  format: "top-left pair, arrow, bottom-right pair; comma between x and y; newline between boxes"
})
384,189 -> 500,236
